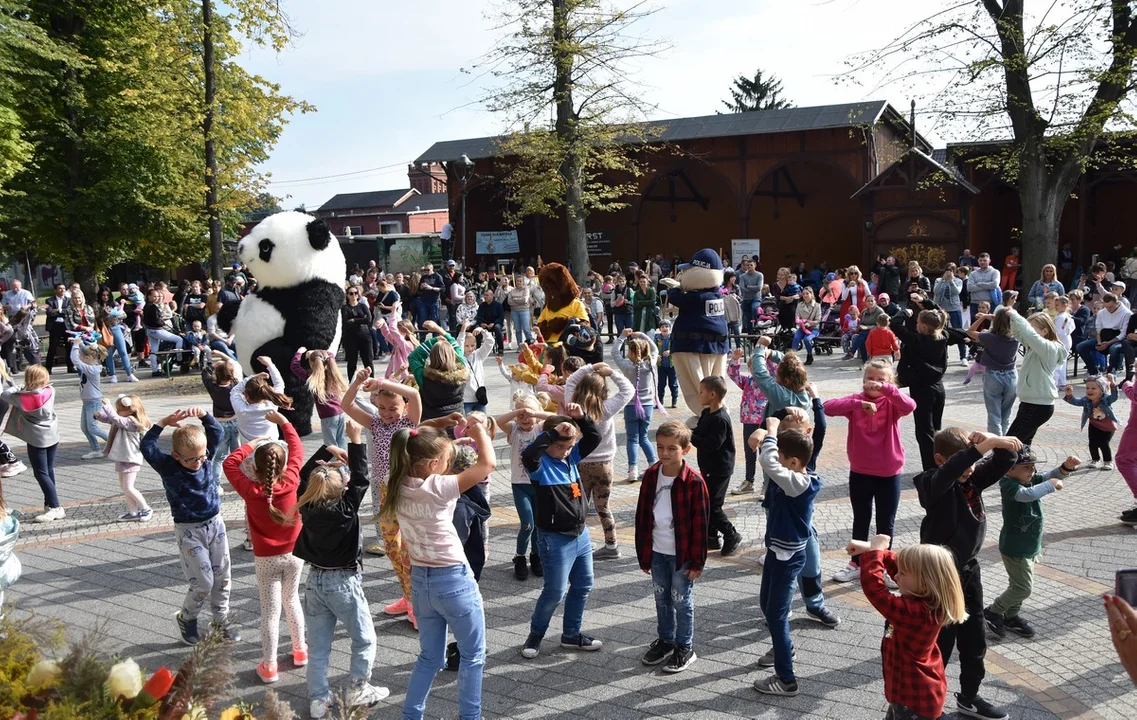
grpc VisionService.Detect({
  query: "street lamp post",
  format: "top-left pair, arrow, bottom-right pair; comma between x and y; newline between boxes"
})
457,154 -> 474,266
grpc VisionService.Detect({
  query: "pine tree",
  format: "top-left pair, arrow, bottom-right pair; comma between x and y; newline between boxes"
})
721,70 -> 792,114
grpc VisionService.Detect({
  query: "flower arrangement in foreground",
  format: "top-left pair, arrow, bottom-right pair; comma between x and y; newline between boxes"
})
0,612 -> 300,720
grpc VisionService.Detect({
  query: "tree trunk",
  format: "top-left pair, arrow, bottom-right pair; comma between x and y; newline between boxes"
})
551,0 -> 591,283
203,0 -> 223,281
1017,156 -> 1070,306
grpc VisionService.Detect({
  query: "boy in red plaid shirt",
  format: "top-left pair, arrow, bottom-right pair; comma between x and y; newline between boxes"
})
634,420 -> 710,674
847,534 -> 968,720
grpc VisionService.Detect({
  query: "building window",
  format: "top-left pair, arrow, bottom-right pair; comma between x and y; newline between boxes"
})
343,225 -> 363,237
379,221 -> 402,235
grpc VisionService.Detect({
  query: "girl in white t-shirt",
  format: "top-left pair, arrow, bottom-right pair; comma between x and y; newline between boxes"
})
385,418 -> 495,720
497,391 -> 552,581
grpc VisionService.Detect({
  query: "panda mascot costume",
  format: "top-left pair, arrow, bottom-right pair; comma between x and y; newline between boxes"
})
670,248 -> 729,418
233,211 -> 345,436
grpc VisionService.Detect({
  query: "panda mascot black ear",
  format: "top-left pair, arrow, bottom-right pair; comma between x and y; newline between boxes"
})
306,218 -> 331,250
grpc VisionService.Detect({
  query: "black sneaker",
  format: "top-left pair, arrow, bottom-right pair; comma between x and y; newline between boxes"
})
521,632 -> 542,659
445,641 -> 460,671
1004,615 -> 1035,638
513,555 -> 529,581
662,646 -> 696,674
176,612 -> 199,645
1121,507 -> 1137,521
641,639 -> 674,666
560,633 -> 602,651
806,606 -> 841,628
529,552 -> 543,577
707,535 -> 722,551
720,530 -> 743,557
956,694 -> 1009,720
983,607 -> 1006,638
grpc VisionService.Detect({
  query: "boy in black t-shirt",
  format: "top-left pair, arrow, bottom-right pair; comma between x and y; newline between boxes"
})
691,376 -> 740,555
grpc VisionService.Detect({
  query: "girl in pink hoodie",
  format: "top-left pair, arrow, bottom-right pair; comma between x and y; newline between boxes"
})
823,359 -> 916,584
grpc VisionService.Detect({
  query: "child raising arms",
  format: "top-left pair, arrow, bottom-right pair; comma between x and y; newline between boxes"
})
223,410 -> 307,684
496,392 -> 552,580
385,415 -> 496,720
1064,375 -> 1119,470
95,394 -> 153,521
846,535 -> 967,720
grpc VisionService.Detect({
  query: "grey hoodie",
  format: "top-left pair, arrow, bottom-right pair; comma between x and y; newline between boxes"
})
2,386 -> 58,448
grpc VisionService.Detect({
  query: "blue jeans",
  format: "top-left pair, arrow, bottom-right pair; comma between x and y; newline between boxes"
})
415,300 -> 439,328
80,398 -> 108,450
209,339 -> 237,359
530,528 -> 593,639
982,369 -> 1018,435
657,366 -> 678,403
623,404 -> 657,469
728,321 -> 742,349
320,413 -> 347,449
614,313 -> 632,335
1077,338 -> 1121,373
511,309 -> 534,344
947,309 -> 966,360
211,418 -> 242,488
305,568 -> 376,702
759,548 -> 806,682
146,328 -> 184,370
850,329 -> 870,359
799,532 -> 824,612
405,565 -> 484,720
513,484 -> 536,556
792,328 -> 819,353
27,443 -> 59,507
651,552 -> 694,649
463,402 -> 487,414
741,297 -> 759,333
104,324 -> 133,377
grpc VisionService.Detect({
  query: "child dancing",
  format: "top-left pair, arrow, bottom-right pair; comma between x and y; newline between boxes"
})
95,394 -> 153,521
1064,375 -> 1119,470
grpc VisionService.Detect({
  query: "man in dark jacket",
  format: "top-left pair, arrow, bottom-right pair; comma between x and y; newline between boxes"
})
914,428 -> 1020,720
475,289 -> 505,355
41,283 -> 73,374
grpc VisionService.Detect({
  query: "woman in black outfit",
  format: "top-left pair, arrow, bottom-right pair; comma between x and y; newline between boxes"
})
341,285 -> 373,380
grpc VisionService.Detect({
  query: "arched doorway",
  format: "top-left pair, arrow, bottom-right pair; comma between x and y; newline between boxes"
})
747,161 -> 861,271
635,161 -> 741,263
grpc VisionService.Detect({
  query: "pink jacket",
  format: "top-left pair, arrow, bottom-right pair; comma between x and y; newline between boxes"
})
823,383 -> 916,476
379,314 -> 413,379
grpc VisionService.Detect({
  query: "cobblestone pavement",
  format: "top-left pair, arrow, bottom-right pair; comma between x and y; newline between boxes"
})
4,350 -> 1137,719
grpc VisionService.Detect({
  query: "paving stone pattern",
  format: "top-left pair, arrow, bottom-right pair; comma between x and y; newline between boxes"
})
5,354 -> 1137,719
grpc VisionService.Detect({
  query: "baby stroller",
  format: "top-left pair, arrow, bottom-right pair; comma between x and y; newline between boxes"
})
750,300 -> 784,351
813,305 -> 842,355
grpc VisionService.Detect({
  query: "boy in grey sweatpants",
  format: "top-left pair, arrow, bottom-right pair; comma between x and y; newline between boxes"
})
141,406 -> 236,645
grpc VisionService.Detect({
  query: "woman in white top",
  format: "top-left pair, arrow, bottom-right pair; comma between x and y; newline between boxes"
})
458,326 -> 494,414
385,418 -> 495,720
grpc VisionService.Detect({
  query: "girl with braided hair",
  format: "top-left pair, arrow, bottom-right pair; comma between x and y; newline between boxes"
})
223,410 -> 307,685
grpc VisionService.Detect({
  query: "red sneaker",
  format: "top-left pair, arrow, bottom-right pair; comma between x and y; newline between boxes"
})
256,661 -> 279,684
407,603 -> 418,631
292,646 -> 308,668
384,597 -> 409,616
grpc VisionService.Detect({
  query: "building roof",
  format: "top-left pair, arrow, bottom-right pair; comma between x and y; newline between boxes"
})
415,101 -> 928,164
318,189 -> 415,212
851,147 -> 980,199
402,193 -> 449,212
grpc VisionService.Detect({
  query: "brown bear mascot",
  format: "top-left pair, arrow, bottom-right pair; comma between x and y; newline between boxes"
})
536,263 -> 590,344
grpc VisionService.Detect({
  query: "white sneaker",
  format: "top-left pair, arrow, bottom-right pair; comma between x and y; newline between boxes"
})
627,466 -> 639,483
108,375 -> 118,383
832,562 -> 860,583
309,699 -> 328,719
1091,460 -> 1103,469
758,552 -> 766,566
346,683 -> 390,707
884,572 -> 899,590
242,535 -> 253,551
35,506 -> 65,523
959,358 -> 969,367
0,461 -> 26,478
81,450 -> 104,460
1103,461 -> 1115,471
126,374 -> 139,383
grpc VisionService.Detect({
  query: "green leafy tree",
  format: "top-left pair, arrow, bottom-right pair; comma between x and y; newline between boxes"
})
721,69 -> 792,113
852,0 -> 1137,290
0,1 -> 310,285
479,0 -> 665,281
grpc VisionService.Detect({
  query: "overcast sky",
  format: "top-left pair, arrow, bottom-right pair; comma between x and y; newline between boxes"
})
242,0 -> 965,209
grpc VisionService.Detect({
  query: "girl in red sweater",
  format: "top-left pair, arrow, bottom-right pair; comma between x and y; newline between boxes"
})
847,534 -> 966,720
224,410 -> 306,685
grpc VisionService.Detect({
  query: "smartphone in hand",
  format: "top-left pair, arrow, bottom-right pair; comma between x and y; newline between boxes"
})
1117,568 -> 1137,606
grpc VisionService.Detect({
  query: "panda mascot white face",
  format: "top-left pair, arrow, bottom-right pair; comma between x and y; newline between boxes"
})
233,211 -> 346,436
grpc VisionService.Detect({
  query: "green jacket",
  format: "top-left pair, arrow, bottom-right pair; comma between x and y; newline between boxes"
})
998,469 -> 1060,559
1003,307 -> 1067,406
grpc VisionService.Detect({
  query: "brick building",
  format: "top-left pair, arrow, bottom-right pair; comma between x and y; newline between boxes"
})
313,188 -> 449,238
